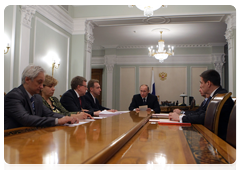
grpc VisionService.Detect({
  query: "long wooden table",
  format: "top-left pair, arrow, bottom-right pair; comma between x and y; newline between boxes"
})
4,111 -> 235,164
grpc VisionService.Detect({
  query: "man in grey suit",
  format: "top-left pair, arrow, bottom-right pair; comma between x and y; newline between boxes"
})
4,65 -> 78,130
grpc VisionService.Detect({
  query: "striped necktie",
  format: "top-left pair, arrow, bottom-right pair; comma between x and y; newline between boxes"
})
30,96 -> 35,115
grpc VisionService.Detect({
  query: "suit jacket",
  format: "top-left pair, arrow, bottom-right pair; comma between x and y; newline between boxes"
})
60,89 -> 94,116
4,85 -> 63,130
129,93 -> 161,113
182,86 -> 234,140
83,91 -> 109,111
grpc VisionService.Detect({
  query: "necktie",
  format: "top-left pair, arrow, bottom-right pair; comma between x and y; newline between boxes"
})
30,97 -> 35,115
143,98 -> 146,104
79,97 -> 82,108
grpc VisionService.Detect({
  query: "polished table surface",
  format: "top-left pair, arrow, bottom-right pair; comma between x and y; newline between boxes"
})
4,111 -> 235,164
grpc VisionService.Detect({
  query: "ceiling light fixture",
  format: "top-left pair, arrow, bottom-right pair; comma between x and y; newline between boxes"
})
148,28 -> 174,63
128,5 -> 167,17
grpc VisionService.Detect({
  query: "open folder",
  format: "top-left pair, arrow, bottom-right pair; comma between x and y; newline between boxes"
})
149,118 -> 191,126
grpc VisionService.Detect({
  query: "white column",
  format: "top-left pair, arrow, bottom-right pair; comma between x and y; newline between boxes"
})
85,20 -> 94,81
18,5 -> 36,84
212,53 -> 225,84
225,13 -> 236,96
104,55 -> 116,109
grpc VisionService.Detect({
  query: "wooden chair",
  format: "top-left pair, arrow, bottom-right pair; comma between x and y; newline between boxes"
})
232,97 -> 236,103
204,92 -> 232,135
226,102 -> 236,148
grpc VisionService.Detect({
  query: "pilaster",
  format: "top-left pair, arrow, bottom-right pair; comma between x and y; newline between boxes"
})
225,13 -> 236,96
85,20 -> 95,81
104,55 -> 116,108
19,5 -> 36,84
212,53 -> 225,83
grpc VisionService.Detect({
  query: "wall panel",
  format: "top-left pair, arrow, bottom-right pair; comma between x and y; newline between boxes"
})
33,17 -> 70,98
119,67 -> 135,110
191,67 -> 208,105
139,67 -> 187,105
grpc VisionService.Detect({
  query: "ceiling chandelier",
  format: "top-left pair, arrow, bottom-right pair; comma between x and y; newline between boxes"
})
128,5 -> 167,17
148,28 -> 174,63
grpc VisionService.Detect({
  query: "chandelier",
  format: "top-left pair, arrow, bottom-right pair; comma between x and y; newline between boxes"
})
148,29 -> 174,63
128,5 -> 167,17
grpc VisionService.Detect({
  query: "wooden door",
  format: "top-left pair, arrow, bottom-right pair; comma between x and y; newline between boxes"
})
91,69 -> 103,105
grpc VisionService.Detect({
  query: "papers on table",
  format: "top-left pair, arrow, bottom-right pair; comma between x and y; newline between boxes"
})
149,118 -> 191,126
99,110 -> 129,117
64,119 -> 95,127
151,113 -> 169,119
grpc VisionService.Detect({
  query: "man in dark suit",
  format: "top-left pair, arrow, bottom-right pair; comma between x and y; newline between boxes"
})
129,84 -> 161,113
4,65 -> 78,130
169,69 -> 234,140
83,79 -> 116,112
60,76 -> 100,116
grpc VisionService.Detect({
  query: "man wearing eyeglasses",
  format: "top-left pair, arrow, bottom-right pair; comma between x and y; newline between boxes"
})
60,76 -> 100,116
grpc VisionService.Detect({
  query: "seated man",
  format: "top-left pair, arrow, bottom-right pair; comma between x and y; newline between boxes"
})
60,76 -> 100,116
129,84 -> 160,113
173,88 -> 210,117
4,65 -> 78,130
83,79 -> 116,112
169,69 -> 234,140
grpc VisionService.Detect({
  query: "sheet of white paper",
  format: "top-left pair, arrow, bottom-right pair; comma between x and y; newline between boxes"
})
93,117 -> 105,119
139,105 -> 148,111
64,121 -> 88,127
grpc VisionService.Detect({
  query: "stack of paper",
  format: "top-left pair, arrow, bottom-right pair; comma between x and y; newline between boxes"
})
149,118 -> 191,126
151,113 -> 169,119
99,110 -> 129,117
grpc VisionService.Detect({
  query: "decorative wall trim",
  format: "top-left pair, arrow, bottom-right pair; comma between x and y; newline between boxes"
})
34,5 -> 73,34
20,5 -> 36,28
116,44 -> 213,49
92,54 -> 212,65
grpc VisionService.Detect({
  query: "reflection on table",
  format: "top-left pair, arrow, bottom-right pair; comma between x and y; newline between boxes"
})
4,111 -> 235,164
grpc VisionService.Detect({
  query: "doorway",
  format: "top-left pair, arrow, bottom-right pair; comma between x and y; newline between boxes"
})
91,69 -> 103,105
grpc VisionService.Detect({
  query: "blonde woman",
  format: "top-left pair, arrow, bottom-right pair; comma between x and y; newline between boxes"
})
41,75 -> 92,119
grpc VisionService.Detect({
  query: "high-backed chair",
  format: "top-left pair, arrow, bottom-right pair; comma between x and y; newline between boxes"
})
226,102 -> 236,148
232,97 -> 236,103
204,92 -> 232,136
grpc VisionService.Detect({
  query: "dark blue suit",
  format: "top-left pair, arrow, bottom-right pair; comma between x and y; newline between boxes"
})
129,93 -> 161,113
4,85 -> 63,130
182,86 -> 234,140
60,89 -> 94,116
83,91 -> 109,111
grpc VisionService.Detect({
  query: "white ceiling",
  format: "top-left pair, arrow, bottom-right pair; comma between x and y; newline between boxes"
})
90,14 -> 228,50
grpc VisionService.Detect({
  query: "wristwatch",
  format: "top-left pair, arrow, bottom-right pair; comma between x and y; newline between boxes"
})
180,110 -> 185,114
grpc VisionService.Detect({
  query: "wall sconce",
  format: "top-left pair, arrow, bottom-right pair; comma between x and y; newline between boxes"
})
52,62 -> 60,77
4,43 -> 10,54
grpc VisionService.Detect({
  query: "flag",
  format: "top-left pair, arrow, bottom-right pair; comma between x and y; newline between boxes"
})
151,69 -> 156,95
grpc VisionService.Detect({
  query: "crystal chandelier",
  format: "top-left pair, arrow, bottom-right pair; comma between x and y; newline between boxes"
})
148,29 -> 174,63
128,5 -> 167,17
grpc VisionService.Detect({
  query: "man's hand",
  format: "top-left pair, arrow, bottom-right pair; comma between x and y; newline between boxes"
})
94,111 -> 101,116
173,109 -> 181,115
168,112 -> 180,121
58,116 -> 79,125
72,112 -> 93,119
135,108 -> 140,111
146,108 -> 151,111
108,109 -> 117,112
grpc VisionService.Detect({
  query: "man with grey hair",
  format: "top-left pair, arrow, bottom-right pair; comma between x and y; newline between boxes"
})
4,65 -> 78,130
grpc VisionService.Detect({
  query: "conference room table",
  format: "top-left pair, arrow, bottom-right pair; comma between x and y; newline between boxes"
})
4,111 -> 235,164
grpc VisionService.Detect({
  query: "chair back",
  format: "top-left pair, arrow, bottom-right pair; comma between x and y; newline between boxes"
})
226,102 -> 236,148
232,97 -> 236,103
204,92 -> 232,135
